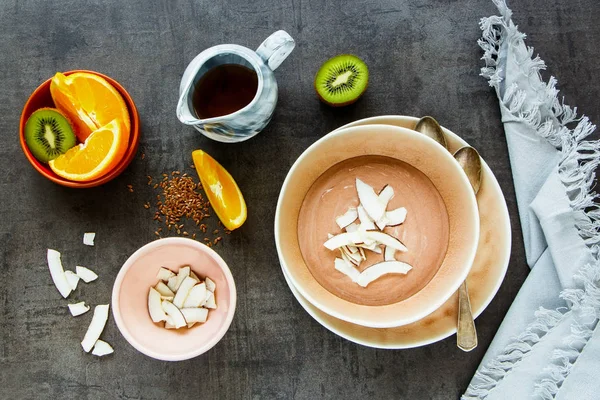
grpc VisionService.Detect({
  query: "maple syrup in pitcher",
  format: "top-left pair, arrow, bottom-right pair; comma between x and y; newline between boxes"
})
192,64 -> 259,119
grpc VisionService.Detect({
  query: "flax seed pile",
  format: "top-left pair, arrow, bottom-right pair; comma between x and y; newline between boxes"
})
143,169 -> 231,246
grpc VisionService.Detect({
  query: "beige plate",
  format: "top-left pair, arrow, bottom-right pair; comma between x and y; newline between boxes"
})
281,115 -> 511,348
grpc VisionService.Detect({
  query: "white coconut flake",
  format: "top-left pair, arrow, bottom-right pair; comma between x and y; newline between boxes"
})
334,258 -> 361,283
345,222 -> 359,233
342,246 -> 363,265
357,205 -> 376,231
358,247 -> 366,260
323,231 -> 363,250
164,315 -> 175,328
346,244 -> 359,254
356,178 -> 386,221
83,232 -> 95,246
91,339 -> 114,356
384,246 -> 396,261
155,281 -> 175,297
173,276 -> 197,308
183,282 -> 207,308
76,266 -> 98,283
362,230 -> 408,252
148,287 -> 167,323
385,207 -> 407,226
189,271 -> 200,281
335,208 -> 358,229
64,270 -> 80,291
356,261 -> 413,287
173,266 -> 190,290
340,247 -> 360,266
181,308 -> 209,324
205,277 -> 216,293
156,267 -> 175,281
81,304 -> 109,352
167,276 -> 179,292
47,249 -> 72,298
204,292 -> 217,309
161,300 -> 186,328
378,185 -> 394,206
68,301 -> 90,316
375,216 -> 388,231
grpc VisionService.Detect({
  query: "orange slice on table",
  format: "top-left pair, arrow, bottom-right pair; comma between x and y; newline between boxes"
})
192,149 -> 247,231
49,119 -> 129,182
50,72 -> 131,142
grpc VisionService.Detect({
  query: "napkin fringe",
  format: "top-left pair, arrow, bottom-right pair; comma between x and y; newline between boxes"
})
464,1 -> 600,398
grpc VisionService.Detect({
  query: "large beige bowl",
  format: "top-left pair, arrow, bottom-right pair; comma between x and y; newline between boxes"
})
275,124 -> 480,328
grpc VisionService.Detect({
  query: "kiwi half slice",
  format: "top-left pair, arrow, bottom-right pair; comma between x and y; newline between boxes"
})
314,54 -> 369,107
25,108 -> 76,163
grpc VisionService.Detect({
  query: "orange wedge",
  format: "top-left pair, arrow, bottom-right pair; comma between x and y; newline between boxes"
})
192,150 -> 247,231
50,72 -> 131,142
49,119 -> 129,182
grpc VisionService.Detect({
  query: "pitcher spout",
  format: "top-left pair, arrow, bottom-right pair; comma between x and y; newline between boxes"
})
176,85 -> 201,125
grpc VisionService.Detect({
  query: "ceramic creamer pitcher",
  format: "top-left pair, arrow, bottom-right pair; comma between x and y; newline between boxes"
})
176,30 -> 295,143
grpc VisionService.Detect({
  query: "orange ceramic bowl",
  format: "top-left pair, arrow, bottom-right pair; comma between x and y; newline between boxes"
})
19,70 -> 140,188
112,237 -> 237,361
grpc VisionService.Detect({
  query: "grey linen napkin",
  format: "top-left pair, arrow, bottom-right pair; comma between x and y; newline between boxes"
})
463,1 -> 600,399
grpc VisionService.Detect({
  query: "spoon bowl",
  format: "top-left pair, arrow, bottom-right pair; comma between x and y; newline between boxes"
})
414,116 -> 448,150
454,146 -> 482,195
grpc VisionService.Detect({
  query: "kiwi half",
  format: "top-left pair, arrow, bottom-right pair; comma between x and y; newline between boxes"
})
314,54 -> 369,107
25,108 -> 76,163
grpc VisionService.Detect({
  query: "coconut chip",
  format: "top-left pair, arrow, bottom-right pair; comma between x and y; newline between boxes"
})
68,301 -> 90,317
385,207 -> 407,226
148,287 -> 167,322
155,281 -> 175,297
378,185 -> 394,205
81,304 -> 109,352
356,178 -> 386,221
172,276 -> 196,308
205,277 -> 216,293
183,283 -> 207,308
64,270 -> 80,291
335,208 -> 358,229
47,249 -> 72,298
334,258 -> 361,283
83,232 -> 95,246
91,340 -> 114,356
181,308 -> 208,324
356,261 -> 412,287
357,205 -> 376,231
384,245 -> 396,261
76,266 -> 98,283
162,300 -> 187,328
156,267 -> 175,281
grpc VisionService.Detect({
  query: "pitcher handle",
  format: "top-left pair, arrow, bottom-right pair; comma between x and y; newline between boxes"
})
256,30 -> 295,71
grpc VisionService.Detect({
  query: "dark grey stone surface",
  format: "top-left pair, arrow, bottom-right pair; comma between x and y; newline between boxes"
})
1,0 -> 598,399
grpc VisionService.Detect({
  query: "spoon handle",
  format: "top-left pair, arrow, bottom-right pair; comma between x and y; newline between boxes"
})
457,281 -> 478,352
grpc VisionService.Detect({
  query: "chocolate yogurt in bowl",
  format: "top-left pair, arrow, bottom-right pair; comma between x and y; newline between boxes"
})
275,124 -> 480,328
297,155 -> 450,306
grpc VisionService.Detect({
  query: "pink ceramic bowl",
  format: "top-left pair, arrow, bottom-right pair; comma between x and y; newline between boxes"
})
112,238 -> 236,361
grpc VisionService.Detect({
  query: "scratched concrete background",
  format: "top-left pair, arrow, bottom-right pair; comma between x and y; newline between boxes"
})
1,0 -> 599,399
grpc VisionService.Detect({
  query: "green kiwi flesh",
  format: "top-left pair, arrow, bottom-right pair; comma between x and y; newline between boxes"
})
314,54 -> 369,107
25,108 -> 76,163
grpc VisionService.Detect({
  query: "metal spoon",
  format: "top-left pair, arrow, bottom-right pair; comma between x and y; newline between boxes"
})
414,117 -> 481,351
414,116 -> 449,149
454,146 -> 482,352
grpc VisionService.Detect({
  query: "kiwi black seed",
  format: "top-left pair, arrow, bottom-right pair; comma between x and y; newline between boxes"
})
25,108 -> 77,163
314,54 -> 369,107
